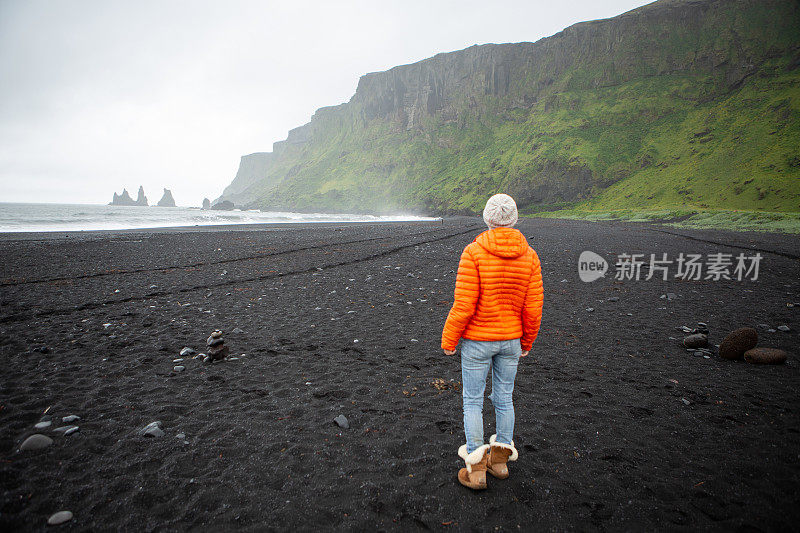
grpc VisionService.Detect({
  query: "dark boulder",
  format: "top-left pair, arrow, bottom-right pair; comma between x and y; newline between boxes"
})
744,348 -> 787,365
719,327 -> 758,360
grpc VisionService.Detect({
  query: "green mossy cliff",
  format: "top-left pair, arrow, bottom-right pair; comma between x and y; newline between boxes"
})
220,0 -> 800,215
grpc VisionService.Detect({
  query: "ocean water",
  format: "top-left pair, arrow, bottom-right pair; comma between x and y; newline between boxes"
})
0,203 -> 436,233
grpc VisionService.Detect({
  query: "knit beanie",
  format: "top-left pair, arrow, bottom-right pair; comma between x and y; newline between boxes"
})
482,194 -> 518,229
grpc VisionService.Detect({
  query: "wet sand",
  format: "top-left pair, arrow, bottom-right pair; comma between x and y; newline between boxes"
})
1,217 -> 798,530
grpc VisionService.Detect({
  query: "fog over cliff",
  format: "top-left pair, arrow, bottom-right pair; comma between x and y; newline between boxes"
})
0,0 -> 648,206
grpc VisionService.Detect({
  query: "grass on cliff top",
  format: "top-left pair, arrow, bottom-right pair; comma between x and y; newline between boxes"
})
527,207 -> 800,234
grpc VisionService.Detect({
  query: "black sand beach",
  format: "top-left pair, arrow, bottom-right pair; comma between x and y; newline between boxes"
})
1,218 -> 798,531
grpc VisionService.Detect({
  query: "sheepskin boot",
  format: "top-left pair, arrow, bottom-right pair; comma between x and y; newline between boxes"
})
457,444 -> 490,490
487,434 -> 518,480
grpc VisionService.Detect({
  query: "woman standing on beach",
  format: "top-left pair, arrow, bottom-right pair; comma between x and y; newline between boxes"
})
441,194 -> 543,490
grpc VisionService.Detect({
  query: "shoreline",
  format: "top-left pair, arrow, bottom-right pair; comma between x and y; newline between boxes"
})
0,202 -> 441,237
0,219 -> 448,242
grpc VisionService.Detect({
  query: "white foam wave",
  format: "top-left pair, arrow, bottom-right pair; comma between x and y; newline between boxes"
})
0,203 -> 438,233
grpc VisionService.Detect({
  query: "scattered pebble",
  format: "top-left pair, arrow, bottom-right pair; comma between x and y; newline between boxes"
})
140,421 -> 164,438
333,414 -> 350,429
586,308 -> 594,312
62,415 -> 80,423
232,327 -> 245,334
608,296 -> 619,302
174,365 -> 185,372
179,347 -> 195,357
47,510 -> 73,526
65,426 -> 80,436
683,334 -> 708,349
176,433 -> 186,439
777,325 -> 791,332
35,421 -> 52,430
173,358 -> 183,363
681,398 -> 691,406
19,434 -> 53,451
53,425 -> 79,435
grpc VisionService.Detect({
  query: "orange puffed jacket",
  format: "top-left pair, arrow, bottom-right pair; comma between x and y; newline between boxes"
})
441,227 -> 543,351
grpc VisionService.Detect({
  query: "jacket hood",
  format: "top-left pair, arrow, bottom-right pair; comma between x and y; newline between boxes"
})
475,227 -> 529,258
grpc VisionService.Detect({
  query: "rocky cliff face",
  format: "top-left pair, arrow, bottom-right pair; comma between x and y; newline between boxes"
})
157,188 -> 176,207
221,0 -> 800,214
216,152 -> 276,206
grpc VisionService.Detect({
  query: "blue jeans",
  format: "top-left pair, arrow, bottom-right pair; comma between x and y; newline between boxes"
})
461,338 -> 521,453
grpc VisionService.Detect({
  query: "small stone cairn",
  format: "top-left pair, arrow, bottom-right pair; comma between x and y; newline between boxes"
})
204,330 -> 229,364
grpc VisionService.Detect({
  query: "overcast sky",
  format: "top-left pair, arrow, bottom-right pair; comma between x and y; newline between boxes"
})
0,0 -> 649,206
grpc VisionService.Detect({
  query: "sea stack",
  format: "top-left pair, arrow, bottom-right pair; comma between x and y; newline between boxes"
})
135,186 -> 148,206
202,198 -> 211,209
110,188 -> 136,205
205,330 -> 229,363
157,188 -> 176,207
